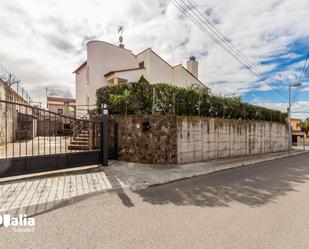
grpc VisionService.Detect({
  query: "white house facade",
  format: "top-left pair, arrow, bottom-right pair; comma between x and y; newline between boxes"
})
74,40 -> 206,116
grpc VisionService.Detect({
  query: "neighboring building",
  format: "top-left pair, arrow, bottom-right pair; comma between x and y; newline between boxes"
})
0,79 -> 32,145
44,97 -> 76,136
291,118 -> 304,145
0,78 -> 29,104
47,96 -> 76,117
74,40 -> 206,116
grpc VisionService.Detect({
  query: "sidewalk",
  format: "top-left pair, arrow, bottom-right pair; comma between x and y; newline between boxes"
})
106,150 -> 308,190
0,150 -> 307,216
0,168 -> 126,217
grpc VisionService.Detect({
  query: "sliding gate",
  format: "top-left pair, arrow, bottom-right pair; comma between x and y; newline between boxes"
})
0,100 -> 111,177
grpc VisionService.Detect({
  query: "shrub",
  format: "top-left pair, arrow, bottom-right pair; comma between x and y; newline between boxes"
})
96,76 -> 287,123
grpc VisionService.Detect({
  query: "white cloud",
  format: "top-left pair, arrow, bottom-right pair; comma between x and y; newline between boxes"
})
0,0 -> 308,109
255,101 -> 309,120
302,87 -> 309,92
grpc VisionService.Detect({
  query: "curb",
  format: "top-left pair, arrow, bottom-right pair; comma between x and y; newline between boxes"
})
131,151 -> 309,191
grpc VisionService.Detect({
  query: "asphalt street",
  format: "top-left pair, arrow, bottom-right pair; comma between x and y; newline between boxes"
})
1,153 -> 309,249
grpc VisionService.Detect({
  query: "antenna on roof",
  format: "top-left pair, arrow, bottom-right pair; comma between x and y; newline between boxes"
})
118,25 -> 124,48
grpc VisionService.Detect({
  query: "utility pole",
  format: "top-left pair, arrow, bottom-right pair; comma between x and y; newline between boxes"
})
288,83 -> 302,152
46,87 -> 48,108
303,131 -> 306,151
152,87 -> 156,115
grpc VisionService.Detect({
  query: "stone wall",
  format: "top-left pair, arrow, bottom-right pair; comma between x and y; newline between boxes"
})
0,80 -> 30,145
110,115 -> 177,164
177,116 -> 289,164
106,115 -> 288,164
0,104 -> 34,144
0,102 -> 14,145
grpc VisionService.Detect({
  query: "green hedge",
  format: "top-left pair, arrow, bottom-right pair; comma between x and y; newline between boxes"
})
96,77 -> 287,123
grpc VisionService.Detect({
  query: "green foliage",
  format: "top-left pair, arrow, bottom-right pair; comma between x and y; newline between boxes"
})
297,118 -> 309,133
137,75 -> 149,84
96,77 -> 287,123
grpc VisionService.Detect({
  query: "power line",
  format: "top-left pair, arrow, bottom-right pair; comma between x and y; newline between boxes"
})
172,0 -> 288,98
170,0 -> 288,99
292,52 -> 309,104
181,0 -> 286,93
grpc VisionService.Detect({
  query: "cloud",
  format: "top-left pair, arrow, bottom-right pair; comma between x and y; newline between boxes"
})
302,87 -> 309,92
0,0 -> 308,111
254,101 -> 309,120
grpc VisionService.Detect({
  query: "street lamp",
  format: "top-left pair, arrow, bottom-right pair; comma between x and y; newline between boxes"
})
101,103 -> 108,115
288,82 -> 302,152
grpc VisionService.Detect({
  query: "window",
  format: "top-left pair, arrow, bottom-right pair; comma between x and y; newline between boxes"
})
58,109 -> 63,114
138,61 -> 144,68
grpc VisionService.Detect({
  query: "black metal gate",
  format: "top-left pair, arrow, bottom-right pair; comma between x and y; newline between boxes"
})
0,100 -> 115,177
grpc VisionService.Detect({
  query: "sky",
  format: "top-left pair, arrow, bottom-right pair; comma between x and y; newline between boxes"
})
0,0 -> 308,119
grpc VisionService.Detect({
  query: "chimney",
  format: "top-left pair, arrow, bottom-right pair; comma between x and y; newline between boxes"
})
187,56 -> 198,78
119,44 -> 125,48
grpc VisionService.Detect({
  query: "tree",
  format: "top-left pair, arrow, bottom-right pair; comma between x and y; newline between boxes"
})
297,118 -> 309,135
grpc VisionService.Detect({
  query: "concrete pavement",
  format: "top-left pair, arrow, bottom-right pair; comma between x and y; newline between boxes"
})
1,153 -> 309,248
106,150 -> 307,190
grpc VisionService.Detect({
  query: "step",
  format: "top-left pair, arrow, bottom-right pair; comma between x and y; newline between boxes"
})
73,138 -> 89,143
73,137 -> 89,142
76,134 -> 89,137
70,140 -> 89,145
68,144 -> 89,150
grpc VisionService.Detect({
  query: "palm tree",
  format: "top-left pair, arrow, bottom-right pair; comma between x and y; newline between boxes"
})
297,118 -> 309,136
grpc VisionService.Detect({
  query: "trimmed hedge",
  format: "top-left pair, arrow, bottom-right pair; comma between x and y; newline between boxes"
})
96,77 -> 287,123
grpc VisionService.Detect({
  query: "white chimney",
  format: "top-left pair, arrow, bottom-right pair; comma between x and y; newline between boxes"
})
187,56 -> 198,78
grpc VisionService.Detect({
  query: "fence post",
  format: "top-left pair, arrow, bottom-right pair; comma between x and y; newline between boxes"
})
114,123 -> 118,160
101,103 -> 108,166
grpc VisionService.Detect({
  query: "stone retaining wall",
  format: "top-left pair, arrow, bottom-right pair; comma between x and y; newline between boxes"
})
110,115 -> 288,164
110,115 -> 177,164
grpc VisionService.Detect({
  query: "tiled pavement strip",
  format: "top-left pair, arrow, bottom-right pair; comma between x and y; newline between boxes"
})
0,168 -> 126,217
0,150 -> 307,217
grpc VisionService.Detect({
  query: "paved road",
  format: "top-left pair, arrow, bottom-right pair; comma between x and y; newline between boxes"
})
1,153 -> 309,249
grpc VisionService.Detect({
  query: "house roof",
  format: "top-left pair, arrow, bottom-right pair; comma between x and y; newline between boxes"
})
73,41 -> 207,88
173,64 -> 206,88
136,48 -> 174,69
104,67 -> 145,77
73,61 -> 87,74
136,48 -> 207,88
47,96 -> 76,103
87,40 -> 133,52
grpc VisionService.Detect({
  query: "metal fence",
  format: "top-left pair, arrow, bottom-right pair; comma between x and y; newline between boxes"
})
0,100 -> 102,158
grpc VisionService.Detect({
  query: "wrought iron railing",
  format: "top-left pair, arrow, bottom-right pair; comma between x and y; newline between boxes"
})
0,99 -> 100,159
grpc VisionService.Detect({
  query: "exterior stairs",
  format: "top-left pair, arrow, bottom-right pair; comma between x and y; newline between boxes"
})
68,129 -> 90,150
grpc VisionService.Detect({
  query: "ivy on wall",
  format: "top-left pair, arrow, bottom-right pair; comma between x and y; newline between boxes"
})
96,76 -> 287,123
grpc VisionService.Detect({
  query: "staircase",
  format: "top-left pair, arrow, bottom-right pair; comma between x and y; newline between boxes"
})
68,128 -> 90,151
